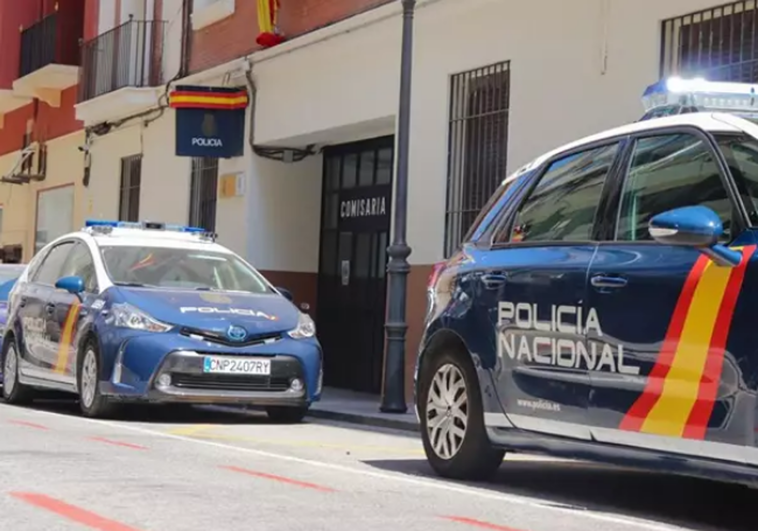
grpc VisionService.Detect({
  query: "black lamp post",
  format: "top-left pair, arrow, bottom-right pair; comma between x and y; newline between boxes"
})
381,0 -> 416,414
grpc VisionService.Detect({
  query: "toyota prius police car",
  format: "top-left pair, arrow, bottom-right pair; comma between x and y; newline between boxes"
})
415,76 -> 758,487
1,220 -> 322,421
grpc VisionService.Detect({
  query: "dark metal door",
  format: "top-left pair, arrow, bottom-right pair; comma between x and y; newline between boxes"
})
316,136 -> 394,394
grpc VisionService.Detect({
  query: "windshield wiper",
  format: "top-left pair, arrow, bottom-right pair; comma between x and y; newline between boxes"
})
114,281 -> 151,288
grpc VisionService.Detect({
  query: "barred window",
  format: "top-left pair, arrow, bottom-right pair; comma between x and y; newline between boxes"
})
119,154 -> 142,222
190,157 -> 219,232
444,61 -> 510,257
662,1 -> 758,82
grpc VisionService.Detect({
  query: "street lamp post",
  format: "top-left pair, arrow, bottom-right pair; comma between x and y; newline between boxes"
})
381,0 -> 416,414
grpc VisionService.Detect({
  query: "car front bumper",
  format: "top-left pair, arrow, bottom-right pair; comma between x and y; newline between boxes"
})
98,332 -> 322,406
102,350 -> 309,406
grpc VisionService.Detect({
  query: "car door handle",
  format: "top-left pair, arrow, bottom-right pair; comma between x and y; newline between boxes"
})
591,275 -> 628,289
481,273 -> 507,289
44,303 -> 56,315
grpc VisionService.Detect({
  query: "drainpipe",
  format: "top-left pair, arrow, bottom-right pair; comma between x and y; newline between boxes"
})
380,0 -> 416,414
179,0 -> 192,77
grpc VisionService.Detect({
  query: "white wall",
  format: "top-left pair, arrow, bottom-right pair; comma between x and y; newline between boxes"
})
84,0 -> 736,270
245,154 -> 323,272
85,113 -> 191,226
0,132 -> 85,260
249,0 -> 733,265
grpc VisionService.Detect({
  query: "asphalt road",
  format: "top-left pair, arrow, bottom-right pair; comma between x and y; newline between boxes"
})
0,400 -> 754,531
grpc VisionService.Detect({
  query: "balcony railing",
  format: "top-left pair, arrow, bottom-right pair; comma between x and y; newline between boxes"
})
20,11 -> 82,78
78,18 -> 165,103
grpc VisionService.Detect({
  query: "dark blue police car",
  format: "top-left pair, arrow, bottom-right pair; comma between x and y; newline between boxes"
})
415,79 -> 758,486
1,220 -> 322,421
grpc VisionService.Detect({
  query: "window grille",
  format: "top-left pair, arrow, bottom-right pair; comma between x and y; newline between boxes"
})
190,157 -> 219,232
444,60 -> 510,257
662,1 -> 758,82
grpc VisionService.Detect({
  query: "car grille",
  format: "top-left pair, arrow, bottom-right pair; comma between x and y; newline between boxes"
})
172,374 -> 291,392
180,327 -> 282,347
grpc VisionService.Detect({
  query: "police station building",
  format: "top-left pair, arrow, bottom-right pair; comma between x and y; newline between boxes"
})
69,0 -> 754,398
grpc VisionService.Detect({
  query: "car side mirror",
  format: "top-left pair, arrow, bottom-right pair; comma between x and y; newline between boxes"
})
276,287 -> 294,302
55,275 -> 85,295
649,206 -> 743,267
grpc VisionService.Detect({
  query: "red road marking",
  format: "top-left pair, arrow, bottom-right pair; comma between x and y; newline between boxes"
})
10,492 -> 143,531
221,465 -> 335,492
442,515 -> 524,531
87,437 -> 148,450
8,420 -> 48,430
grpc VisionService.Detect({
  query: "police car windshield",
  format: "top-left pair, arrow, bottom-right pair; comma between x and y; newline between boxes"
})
0,265 -> 25,284
99,246 -> 274,294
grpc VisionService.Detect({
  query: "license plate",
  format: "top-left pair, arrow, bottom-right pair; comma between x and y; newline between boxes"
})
202,356 -> 271,375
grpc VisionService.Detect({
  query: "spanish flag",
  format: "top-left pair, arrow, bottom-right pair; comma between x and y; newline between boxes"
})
257,0 -> 284,48
169,86 -> 249,110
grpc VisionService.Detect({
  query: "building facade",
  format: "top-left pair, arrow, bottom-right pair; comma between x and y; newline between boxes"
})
0,0 -> 91,263
9,0 -> 756,397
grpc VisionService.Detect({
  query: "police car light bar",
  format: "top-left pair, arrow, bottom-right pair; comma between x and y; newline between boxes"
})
641,76 -> 758,120
83,220 -> 216,241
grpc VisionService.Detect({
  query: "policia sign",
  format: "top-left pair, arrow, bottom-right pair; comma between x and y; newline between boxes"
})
169,85 -> 249,158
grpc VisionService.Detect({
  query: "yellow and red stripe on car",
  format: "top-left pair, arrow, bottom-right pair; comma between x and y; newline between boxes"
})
620,245 -> 755,439
54,300 -> 82,374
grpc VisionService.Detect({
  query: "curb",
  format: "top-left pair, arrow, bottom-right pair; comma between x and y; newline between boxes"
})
202,404 -> 420,434
307,408 -> 420,433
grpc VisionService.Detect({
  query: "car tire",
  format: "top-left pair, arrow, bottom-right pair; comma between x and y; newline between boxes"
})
419,347 -> 505,481
77,339 -> 115,419
266,405 -> 309,424
2,338 -> 34,404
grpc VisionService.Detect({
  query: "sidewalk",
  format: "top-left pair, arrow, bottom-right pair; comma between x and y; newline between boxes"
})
307,387 -> 419,433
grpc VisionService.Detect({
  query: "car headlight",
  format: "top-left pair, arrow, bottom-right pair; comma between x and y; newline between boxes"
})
288,312 -> 315,339
108,302 -> 172,333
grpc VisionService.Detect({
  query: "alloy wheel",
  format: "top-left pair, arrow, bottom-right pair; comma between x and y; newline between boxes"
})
81,348 -> 98,409
425,363 -> 468,460
3,344 -> 17,395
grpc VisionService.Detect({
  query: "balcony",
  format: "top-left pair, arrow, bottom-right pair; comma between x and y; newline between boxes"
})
12,10 -> 83,107
75,18 -> 166,126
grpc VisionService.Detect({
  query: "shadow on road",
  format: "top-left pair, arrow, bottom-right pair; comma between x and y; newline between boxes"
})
20,397 -> 272,425
363,457 -> 755,531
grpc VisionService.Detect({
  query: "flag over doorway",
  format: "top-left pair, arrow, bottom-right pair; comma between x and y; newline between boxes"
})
257,0 -> 285,48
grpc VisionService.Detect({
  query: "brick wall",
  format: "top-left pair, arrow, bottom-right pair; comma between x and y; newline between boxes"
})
0,86 -> 82,156
189,0 -> 392,73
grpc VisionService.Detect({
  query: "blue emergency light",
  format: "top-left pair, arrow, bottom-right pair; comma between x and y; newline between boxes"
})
83,219 -> 211,237
640,76 -> 758,121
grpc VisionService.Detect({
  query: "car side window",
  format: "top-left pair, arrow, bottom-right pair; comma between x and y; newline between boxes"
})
496,143 -> 620,243
616,134 -> 734,242
33,242 -> 75,285
60,243 -> 98,293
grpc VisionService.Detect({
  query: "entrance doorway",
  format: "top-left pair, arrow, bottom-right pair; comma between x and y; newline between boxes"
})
316,136 -> 394,394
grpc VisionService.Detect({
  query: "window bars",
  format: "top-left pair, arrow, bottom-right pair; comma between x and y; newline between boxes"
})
189,157 -> 219,232
444,60 -> 510,257
662,0 -> 758,82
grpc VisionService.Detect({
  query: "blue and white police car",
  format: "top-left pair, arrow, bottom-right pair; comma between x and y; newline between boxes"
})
415,77 -> 758,486
1,220 -> 322,422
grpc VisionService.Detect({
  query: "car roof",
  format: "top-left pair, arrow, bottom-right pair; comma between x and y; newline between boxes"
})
44,227 -> 233,254
515,112 -> 747,176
